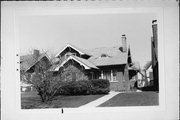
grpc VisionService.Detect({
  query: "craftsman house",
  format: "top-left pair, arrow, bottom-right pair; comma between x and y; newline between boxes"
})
50,35 -> 138,91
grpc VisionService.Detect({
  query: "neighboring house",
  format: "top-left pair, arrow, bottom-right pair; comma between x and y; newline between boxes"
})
20,50 -> 51,92
20,50 -> 50,73
135,20 -> 159,90
50,35 -> 138,91
137,61 -> 153,88
151,20 -> 159,91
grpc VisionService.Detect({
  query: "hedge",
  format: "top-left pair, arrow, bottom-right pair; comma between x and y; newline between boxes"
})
55,79 -> 110,96
90,79 -> 110,94
56,80 -> 91,95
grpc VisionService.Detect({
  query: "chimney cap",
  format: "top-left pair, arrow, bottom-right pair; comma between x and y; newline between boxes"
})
122,34 -> 126,37
152,20 -> 157,24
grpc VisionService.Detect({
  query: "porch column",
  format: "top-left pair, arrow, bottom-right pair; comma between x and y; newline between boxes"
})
101,70 -> 103,79
111,70 -> 113,81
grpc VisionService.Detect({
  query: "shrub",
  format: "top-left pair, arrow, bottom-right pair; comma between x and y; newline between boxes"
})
55,79 -> 110,96
56,80 -> 92,96
90,79 -> 110,95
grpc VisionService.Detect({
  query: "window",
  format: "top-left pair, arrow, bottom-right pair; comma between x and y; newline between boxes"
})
65,52 -> 76,59
99,53 -> 111,58
101,53 -> 108,57
101,70 -> 118,82
103,71 -> 111,81
113,70 -> 117,81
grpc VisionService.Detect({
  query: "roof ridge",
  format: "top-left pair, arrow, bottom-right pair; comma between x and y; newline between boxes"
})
55,43 -> 91,57
84,46 -> 120,50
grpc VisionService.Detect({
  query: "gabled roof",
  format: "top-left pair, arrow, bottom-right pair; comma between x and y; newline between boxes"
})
55,43 -> 91,57
128,61 -> 140,71
87,46 -> 128,66
20,53 -> 50,72
51,55 -> 99,71
142,61 -> 152,70
73,56 -> 99,69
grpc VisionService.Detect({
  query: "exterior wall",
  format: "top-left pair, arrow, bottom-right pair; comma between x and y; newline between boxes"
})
123,64 -> 130,91
109,82 -> 121,91
60,59 -> 88,81
97,64 -> 131,91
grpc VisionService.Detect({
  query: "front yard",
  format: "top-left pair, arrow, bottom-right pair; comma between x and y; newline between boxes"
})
21,91 -> 159,109
21,92 -> 104,109
98,91 -> 159,107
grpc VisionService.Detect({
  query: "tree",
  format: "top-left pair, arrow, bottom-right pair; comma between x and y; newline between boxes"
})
20,51 -> 62,102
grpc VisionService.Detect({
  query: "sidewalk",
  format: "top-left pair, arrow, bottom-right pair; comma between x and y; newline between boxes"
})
79,91 -> 120,108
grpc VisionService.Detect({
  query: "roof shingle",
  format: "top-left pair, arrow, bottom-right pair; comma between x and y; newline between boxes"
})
87,46 -> 128,66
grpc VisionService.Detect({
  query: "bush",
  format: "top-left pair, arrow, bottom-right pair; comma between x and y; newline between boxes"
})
55,79 -> 110,96
56,80 -> 92,96
90,79 -> 110,95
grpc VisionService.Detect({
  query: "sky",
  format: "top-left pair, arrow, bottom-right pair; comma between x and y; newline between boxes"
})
18,13 -> 157,67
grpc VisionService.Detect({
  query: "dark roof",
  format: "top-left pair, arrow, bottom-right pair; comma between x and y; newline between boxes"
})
20,53 -> 49,72
87,46 -> 128,66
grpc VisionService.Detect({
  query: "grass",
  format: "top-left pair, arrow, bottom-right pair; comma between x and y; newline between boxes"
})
21,92 -> 104,109
98,91 -> 159,107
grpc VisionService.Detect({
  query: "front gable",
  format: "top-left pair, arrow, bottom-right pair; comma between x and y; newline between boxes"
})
55,44 -> 91,59
53,55 -> 99,71
21,55 -> 51,73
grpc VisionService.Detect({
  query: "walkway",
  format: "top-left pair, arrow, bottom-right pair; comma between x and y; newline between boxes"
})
79,91 -> 120,108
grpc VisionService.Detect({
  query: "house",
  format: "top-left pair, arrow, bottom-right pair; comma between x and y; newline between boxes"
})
151,20 -> 159,91
136,61 -> 153,88
50,35 -> 138,91
20,50 -> 50,73
135,20 -> 159,91
20,50 -> 51,92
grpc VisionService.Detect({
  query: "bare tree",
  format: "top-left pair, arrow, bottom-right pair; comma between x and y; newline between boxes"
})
20,51 -> 62,102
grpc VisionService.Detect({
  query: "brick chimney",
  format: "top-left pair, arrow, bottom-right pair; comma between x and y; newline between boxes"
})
121,34 -> 127,52
33,49 -> 40,60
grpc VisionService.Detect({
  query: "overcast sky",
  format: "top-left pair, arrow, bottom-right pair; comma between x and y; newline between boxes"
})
18,13 -> 157,67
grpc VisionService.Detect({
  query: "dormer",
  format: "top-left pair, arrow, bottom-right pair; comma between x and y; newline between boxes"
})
99,53 -> 111,58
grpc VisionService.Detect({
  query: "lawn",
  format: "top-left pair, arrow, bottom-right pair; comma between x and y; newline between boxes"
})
21,92 -> 104,109
98,92 -> 159,107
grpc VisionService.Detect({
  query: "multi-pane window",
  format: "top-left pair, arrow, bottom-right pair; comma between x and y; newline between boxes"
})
103,71 -> 111,81
99,70 -> 118,82
102,70 -> 118,82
